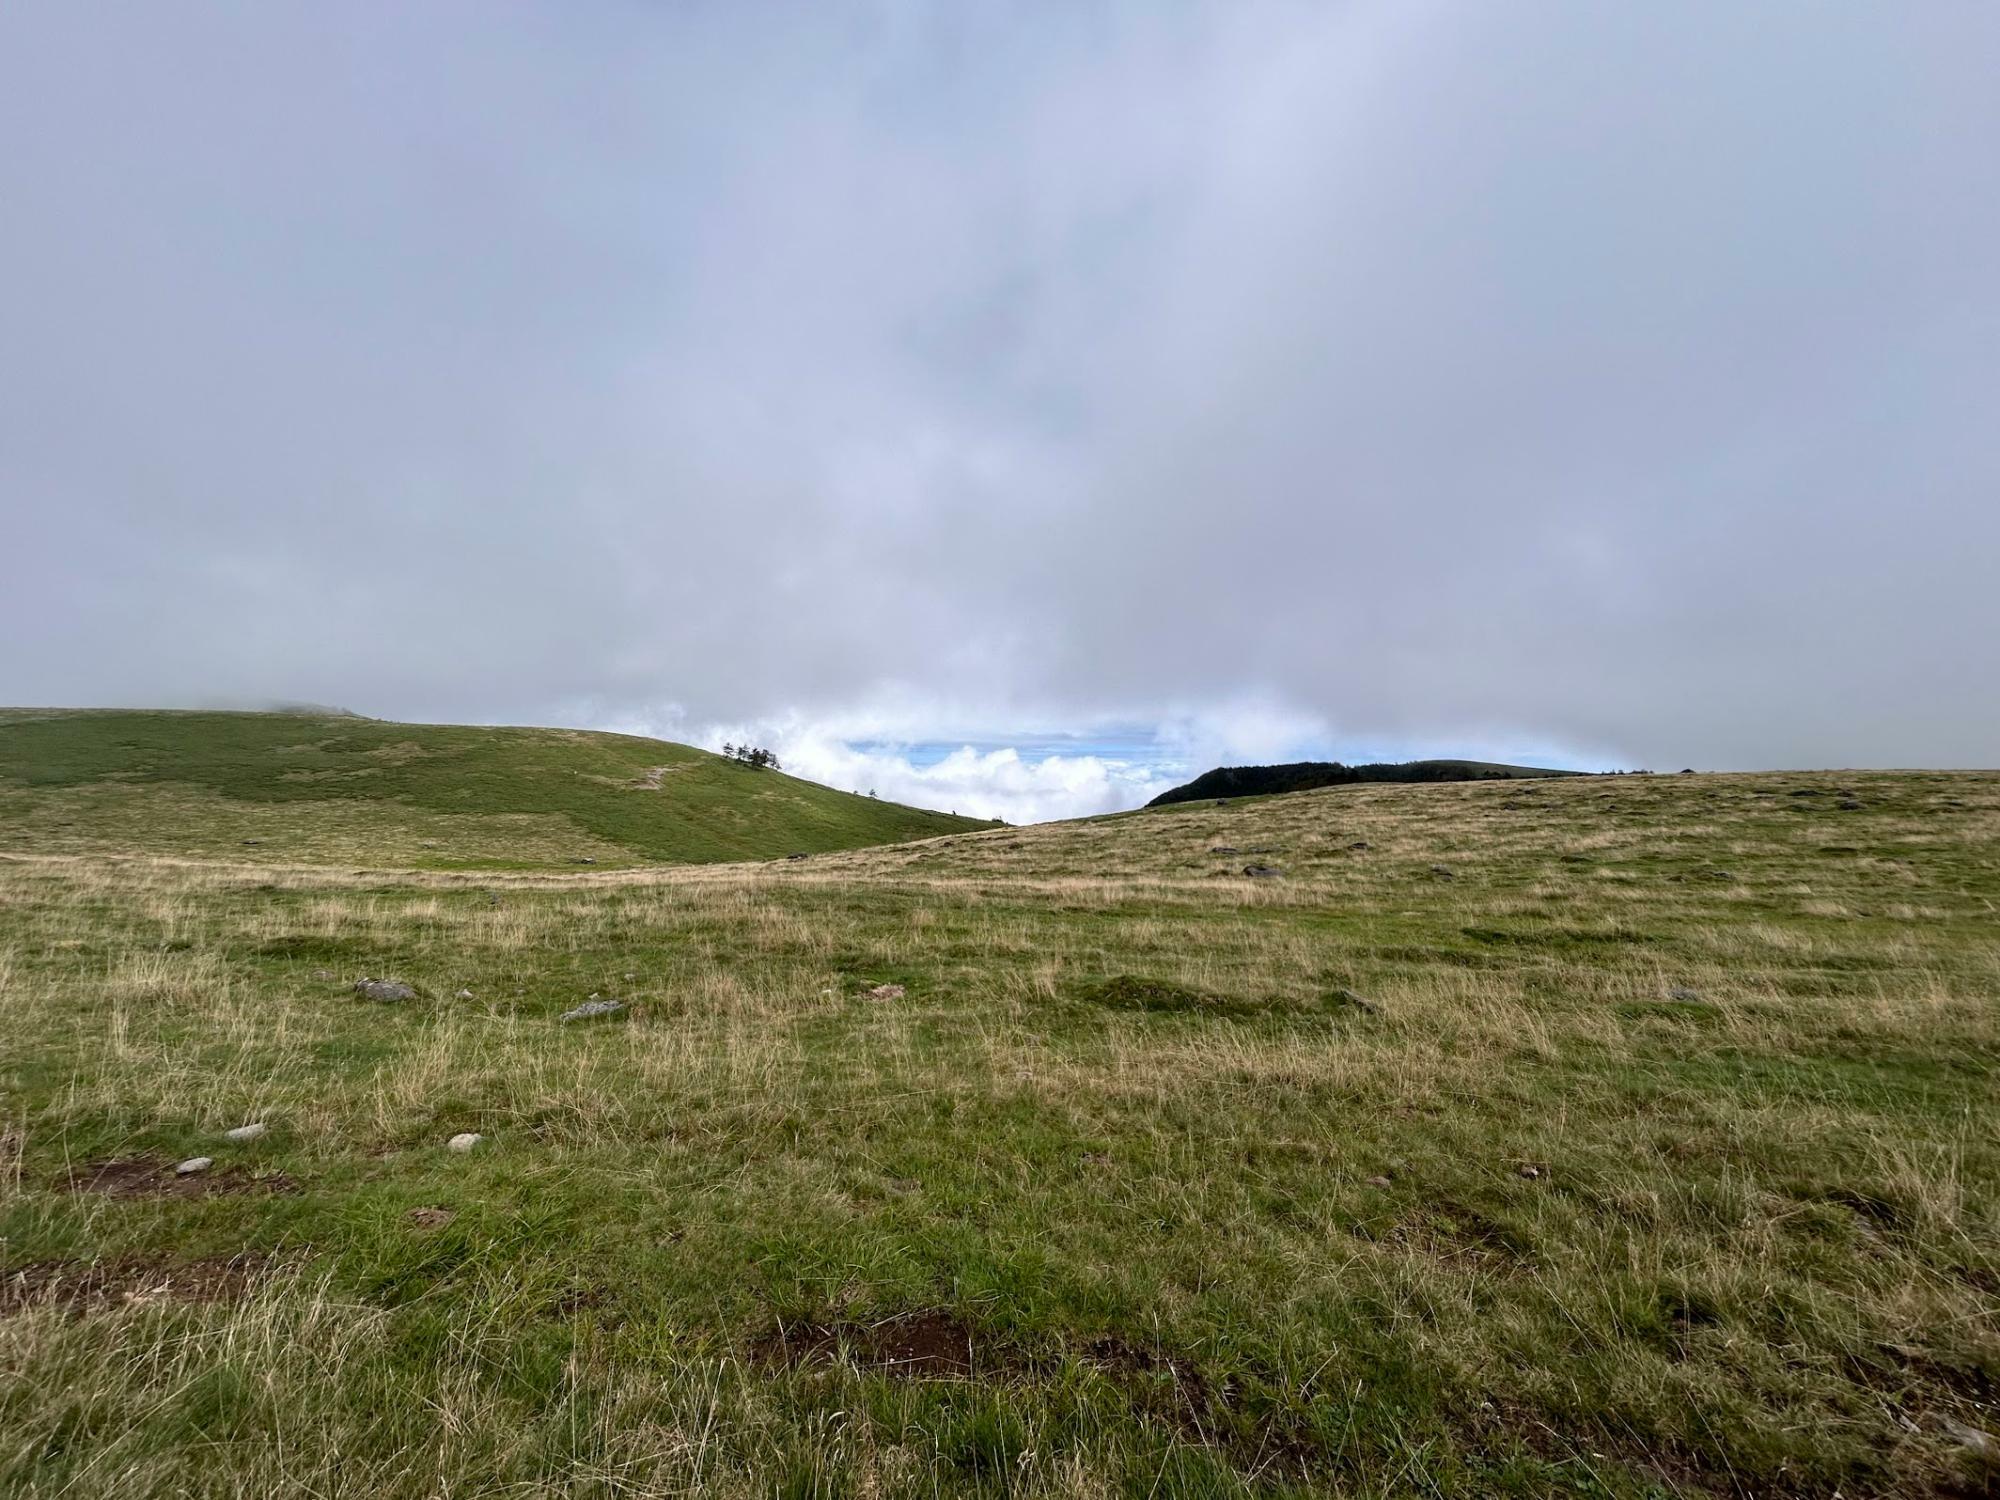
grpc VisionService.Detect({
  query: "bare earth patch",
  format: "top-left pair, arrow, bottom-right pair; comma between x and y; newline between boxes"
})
752,1310 -> 987,1379
65,1157 -> 300,1199
1,1252 -> 269,1317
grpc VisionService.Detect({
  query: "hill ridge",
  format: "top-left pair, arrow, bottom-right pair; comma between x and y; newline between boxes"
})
0,708 -> 986,868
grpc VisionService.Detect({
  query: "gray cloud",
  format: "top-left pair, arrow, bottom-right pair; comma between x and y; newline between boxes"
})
5,1 -> 1997,814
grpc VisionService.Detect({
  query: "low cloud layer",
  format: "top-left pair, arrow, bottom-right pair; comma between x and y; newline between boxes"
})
5,3 -> 1997,818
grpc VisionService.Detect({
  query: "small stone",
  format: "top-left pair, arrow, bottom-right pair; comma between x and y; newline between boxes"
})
1430,864 -> 1455,880
559,998 -> 626,1024
355,979 -> 416,1002
867,983 -> 906,1001
786,852 -> 809,861
1242,864 -> 1281,878
572,857 -> 596,865
1666,987 -> 1703,1003
1210,845 -> 1240,855
1365,1175 -> 1393,1189
446,1133 -> 482,1153
1330,988 -> 1378,1015
223,1122 -> 267,1142
1347,841 -> 1370,851
455,988 -> 474,1000
175,1156 -> 213,1176
1516,1164 -> 1545,1180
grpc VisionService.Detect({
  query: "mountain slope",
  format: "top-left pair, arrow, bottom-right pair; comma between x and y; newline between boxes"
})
0,708 -> 985,867
1146,757 -> 1581,807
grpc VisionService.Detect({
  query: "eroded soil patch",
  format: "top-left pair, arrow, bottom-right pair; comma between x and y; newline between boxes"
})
2,1252 -> 269,1317
752,1309 -> 1002,1379
66,1156 -> 299,1199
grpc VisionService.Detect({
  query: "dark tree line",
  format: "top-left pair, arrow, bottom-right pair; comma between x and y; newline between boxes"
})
720,743 -> 781,771
1146,759 -> 1582,808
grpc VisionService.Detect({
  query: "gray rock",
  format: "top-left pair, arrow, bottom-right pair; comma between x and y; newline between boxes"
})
1210,845 -> 1240,855
1666,987 -> 1703,1003
1347,841 -> 1370,851
1329,987 -> 1378,1015
867,983 -> 906,1001
355,979 -> 416,1002
1430,864 -> 1455,880
223,1122 -> 267,1142
1242,864 -> 1281,878
559,997 -> 626,1024
175,1156 -> 213,1176
446,1132 -> 482,1152
1936,1414 -> 1996,1463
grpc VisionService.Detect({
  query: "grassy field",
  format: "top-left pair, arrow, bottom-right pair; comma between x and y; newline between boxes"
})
1,768 -> 1997,1496
0,709 -> 987,867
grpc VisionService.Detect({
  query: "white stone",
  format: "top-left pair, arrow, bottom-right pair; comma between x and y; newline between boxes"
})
447,1132 -> 482,1153
224,1122 -> 267,1142
175,1156 -> 213,1175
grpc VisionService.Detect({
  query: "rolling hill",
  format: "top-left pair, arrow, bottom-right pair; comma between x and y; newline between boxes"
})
0,708 -> 986,866
1145,757 -> 1581,807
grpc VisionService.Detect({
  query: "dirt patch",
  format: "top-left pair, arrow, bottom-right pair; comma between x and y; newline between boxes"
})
752,1309 -> 990,1379
67,1156 -> 299,1199
2,1251 -> 269,1317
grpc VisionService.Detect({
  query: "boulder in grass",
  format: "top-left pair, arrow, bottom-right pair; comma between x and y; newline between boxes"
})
176,1157 -> 213,1176
355,979 -> 416,1002
447,1133 -> 482,1153
559,997 -> 626,1024
867,983 -> 906,1001
224,1122 -> 267,1142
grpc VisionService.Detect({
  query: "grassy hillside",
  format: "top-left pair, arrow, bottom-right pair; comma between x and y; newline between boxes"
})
1,770 -> 1997,1496
0,709 -> 986,866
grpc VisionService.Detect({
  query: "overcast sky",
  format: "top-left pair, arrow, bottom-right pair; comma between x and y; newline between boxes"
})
4,3 -> 1996,820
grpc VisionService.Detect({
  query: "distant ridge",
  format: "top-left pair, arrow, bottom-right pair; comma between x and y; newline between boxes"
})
1146,758 -> 1581,808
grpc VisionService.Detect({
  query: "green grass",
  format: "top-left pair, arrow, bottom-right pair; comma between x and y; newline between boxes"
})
0,768 -> 1996,1496
0,708 -> 988,867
